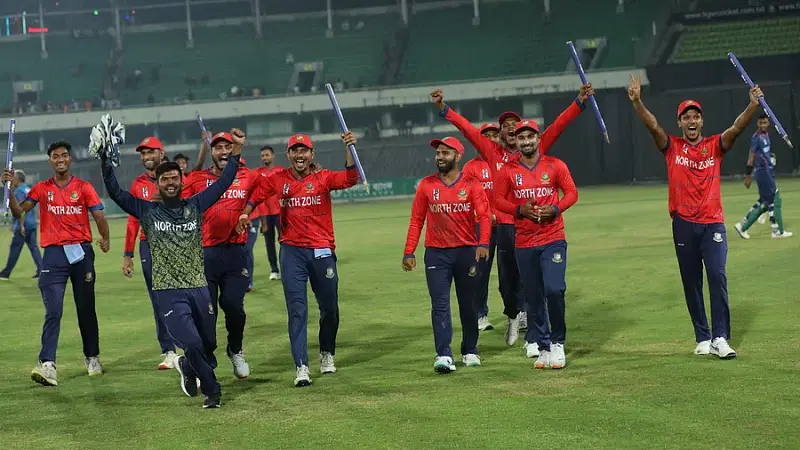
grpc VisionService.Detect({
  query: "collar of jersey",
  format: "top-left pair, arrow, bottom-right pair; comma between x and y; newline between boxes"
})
49,175 -> 75,190
437,172 -> 462,188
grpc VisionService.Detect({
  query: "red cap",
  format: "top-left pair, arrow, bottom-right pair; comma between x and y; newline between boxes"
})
498,111 -> 522,125
430,136 -> 465,155
287,133 -> 314,150
479,123 -> 500,134
677,100 -> 702,118
136,136 -> 163,152
514,119 -> 541,134
210,132 -> 233,147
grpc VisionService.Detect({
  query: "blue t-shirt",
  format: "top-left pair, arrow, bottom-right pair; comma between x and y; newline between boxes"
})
12,184 -> 37,232
750,131 -> 773,172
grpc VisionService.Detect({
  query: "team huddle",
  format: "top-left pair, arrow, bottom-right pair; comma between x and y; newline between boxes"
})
1,73 -> 790,408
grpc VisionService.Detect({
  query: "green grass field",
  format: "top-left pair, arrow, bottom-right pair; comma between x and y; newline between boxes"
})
1,180 -> 799,449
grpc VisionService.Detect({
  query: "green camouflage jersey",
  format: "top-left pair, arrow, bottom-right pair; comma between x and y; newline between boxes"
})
102,154 -> 240,290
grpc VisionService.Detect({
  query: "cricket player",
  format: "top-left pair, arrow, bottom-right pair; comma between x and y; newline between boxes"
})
101,129 -> 245,409
2,141 -> 111,386
122,136 -> 178,370
173,153 -> 191,175
461,123 -> 500,331
494,120 -> 579,368
628,72 -> 763,359
255,144 -> 282,281
431,85 -> 592,346
0,170 -> 42,280
734,114 -> 792,239
237,132 -> 359,387
403,136 -> 491,373
183,131 -> 258,379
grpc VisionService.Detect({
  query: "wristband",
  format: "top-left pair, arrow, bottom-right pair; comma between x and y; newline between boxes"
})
745,165 -> 754,175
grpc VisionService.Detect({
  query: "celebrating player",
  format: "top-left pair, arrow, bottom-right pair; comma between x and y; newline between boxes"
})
237,132 -> 359,387
183,131 -> 258,379
628,72 -> 763,359
122,136 -> 178,370
431,85 -> 592,347
494,120 -> 578,368
101,128 -> 245,408
403,136 -> 491,373
2,141 -> 111,386
251,145 -> 282,284
734,114 -> 792,240
461,123 -> 499,331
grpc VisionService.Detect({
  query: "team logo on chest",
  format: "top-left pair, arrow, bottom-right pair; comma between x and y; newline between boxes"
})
283,183 -> 290,195
482,168 -> 489,179
184,208 -> 191,219
305,182 -> 314,193
70,191 -> 79,202
206,179 -> 214,187
47,191 -> 54,202
432,188 -> 440,201
541,172 -> 550,184
457,188 -> 468,201
515,173 -> 523,186
701,146 -> 708,157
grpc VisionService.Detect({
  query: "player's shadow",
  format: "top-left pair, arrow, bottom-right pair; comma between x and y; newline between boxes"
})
730,299 -> 757,346
334,323 -> 430,368
565,290 -> 632,358
62,349 -> 154,380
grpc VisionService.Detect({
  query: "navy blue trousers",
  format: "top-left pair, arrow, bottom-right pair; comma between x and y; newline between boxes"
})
38,244 -> 99,362
203,244 -> 250,354
755,169 -> 777,204
140,240 -> 176,353
280,244 -> 339,367
1,228 -> 42,278
672,216 -> 730,342
495,224 -> 526,318
153,287 -> 220,395
424,247 -> 480,357
516,241 -> 567,351
263,214 -> 280,273
474,224 -> 497,318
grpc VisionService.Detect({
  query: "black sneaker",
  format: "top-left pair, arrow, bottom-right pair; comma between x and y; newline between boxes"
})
175,355 -> 198,397
203,392 -> 221,409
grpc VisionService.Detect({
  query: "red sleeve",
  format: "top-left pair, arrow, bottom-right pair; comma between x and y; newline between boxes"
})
181,173 -> 196,199
247,173 -> 277,209
540,100 -> 583,155
472,181 -> 491,246
403,182 -> 428,256
555,161 -> 578,214
82,181 -> 104,211
124,215 -> 139,256
493,169 -> 518,216
444,107 -> 504,164
26,182 -> 41,203
325,166 -> 359,191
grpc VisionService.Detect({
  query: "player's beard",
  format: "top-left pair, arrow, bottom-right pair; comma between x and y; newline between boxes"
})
519,142 -> 539,158
143,158 -> 159,171
159,181 -> 182,201
436,159 -> 455,174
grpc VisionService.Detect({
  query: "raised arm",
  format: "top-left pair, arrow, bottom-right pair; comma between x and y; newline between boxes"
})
102,161 -> 149,220
325,132 -> 361,191
540,85 -> 591,155
1,169 -> 35,219
192,132 -> 210,172
431,89 -> 503,163
628,72 -> 668,151
721,86 -> 763,152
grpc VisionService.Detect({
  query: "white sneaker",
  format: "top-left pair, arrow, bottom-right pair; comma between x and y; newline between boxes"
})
269,272 -> 281,280
550,343 -> 566,369
757,213 -> 767,224
504,316 -> 521,346
478,315 -> 493,331
433,356 -> 456,373
518,311 -> 528,331
534,350 -> 551,369
710,337 -> 736,359
694,340 -> 711,355
158,351 -> 178,370
734,222 -> 750,239
294,365 -> 312,387
320,352 -> 336,374
228,350 -> 250,379
462,354 -> 481,367
31,361 -> 57,386
772,230 -> 793,239
85,357 -> 103,376
524,341 -> 540,358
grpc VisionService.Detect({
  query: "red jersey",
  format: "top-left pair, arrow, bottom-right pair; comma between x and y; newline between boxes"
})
252,165 -> 281,217
404,173 -> 491,255
247,166 -> 359,251
462,157 -> 494,216
442,99 -> 584,224
663,134 -> 726,224
124,173 -> 157,256
183,166 -> 259,246
25,176 -> 103,248
494,155 -> 578,248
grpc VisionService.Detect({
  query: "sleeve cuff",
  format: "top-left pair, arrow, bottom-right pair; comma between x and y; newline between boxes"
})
439,105 -> 450,117
659,135 -> 671,153
24,197 -> 37,205
575,97 -> 587,110
345,164 -> 357,170
477,244 -> 489,249
515,205 -> 522,218
88,204 -> 104,212
403,253 -> 415,259
246,201 -> 255,208
552,205 -> 560,218
124,252 -> 134,257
